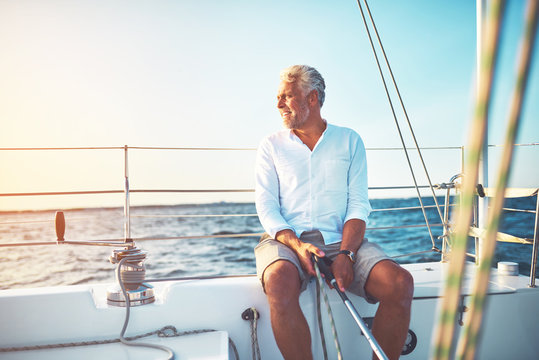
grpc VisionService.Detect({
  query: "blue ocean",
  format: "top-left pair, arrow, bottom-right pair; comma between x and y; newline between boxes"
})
0,196 -> 536,290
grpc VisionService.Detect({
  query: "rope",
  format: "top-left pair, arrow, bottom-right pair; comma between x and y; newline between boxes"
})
116,256 -> 175,359
354,0 -> 442,250
431,1 -> 506,359
313,260 -> 343,360
456,1 -> 538,359
315,274 -> 329,360
248,308 -> 262,360
0,326 -> 221,353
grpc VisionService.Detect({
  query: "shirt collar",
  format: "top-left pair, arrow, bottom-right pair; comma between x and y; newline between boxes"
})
288,119 -> 330,143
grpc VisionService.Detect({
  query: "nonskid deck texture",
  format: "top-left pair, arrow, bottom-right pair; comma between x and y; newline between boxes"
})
0,261 -> 537,360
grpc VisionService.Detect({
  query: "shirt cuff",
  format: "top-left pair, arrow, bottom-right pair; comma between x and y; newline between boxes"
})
344,209 -> 370,226
268,226 -> 295,240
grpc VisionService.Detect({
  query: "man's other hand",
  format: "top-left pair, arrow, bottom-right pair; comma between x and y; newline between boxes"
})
332,254 -> 354,292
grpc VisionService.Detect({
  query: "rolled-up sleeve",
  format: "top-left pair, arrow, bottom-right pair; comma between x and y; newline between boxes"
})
255,138 -> 293,238
344,135 -> 372,225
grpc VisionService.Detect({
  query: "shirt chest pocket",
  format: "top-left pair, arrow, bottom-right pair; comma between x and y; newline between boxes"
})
324,159 -> 349,192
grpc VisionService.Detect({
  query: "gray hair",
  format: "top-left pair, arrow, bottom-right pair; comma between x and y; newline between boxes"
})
280,65 -> 326,107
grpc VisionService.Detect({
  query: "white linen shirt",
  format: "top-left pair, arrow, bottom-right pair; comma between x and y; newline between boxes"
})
255,122 -> 372,245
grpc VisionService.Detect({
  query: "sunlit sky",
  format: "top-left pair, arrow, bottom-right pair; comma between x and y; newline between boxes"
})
0,0 -> 537,211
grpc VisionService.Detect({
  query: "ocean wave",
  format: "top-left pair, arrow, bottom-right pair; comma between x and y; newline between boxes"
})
1,198 -> 535,289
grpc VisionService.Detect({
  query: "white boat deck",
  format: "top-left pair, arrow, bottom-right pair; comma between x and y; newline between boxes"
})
0,261 -> 537,359
1,331 -> 229,360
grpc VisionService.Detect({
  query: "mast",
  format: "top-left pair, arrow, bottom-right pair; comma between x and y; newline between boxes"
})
476,0 -> 488,265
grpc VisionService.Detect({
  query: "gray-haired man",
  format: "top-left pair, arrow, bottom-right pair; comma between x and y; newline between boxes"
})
254,65 -> 413,359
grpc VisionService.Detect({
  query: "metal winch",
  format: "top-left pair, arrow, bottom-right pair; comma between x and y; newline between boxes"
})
107,246 -> 155,307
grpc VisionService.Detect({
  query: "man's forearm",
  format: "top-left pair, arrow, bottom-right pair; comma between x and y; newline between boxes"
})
341,218 -> 366,253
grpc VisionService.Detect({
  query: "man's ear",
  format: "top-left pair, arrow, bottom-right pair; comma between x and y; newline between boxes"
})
308,90 -> 319,106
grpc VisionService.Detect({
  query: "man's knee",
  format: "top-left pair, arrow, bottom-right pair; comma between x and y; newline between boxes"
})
263,260 -> 301,306
368,261 -> 414,306
389,267 -> 414,306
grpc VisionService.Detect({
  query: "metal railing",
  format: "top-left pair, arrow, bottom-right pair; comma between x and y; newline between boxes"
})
0,144 -> 537,285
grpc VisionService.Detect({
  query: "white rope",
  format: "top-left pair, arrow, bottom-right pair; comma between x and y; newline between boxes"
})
117,256 -> 175,359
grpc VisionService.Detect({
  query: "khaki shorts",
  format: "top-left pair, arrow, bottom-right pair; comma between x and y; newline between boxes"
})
254,230 -> 393,304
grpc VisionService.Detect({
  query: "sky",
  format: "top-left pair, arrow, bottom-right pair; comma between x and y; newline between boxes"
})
0,0 -> 537,211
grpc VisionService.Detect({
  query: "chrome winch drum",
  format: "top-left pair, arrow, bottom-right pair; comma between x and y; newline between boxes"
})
107,247 -> 155,307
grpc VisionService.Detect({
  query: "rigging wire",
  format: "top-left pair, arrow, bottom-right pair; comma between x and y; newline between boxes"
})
354,0 -> 441,249
360,0 -> 445,223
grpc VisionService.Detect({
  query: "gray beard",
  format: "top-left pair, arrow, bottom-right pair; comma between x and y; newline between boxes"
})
283,108 -> 309,129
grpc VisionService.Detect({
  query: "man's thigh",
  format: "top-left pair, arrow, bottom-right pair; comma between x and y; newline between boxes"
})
254,235 -> 309,292
342,239 -> 394,303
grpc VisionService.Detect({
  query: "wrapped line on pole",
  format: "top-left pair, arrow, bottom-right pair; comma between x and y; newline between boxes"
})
456,1 -> 538,358
431,1 -> 506,359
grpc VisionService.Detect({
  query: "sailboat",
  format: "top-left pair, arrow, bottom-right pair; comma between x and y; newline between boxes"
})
0,0 -> 538,359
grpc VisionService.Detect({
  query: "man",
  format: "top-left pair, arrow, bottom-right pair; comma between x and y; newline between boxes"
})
254,65 -> 414,360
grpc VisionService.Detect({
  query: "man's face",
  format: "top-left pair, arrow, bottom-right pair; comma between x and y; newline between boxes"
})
276,81 -> 310,129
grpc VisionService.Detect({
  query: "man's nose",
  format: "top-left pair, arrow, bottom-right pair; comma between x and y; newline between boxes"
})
277,98 -> 285,108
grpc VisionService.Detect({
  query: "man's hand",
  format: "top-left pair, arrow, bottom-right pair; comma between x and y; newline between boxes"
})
331,254 -> 354,292
296,241 -> 326,277
275,229 -> 325,277
330,218 -> 366,292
